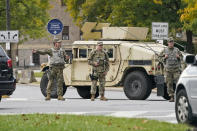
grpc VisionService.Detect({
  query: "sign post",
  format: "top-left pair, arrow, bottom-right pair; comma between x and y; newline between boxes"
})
6,0 -> 11,56
6,42 -> 10,50
0,30 -> 19,43
0,30 -> 19,55
47,19 -> 63,35
152,22 -> 168,44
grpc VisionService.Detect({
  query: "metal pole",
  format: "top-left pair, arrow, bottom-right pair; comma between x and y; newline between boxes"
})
6,0 -> 10,30
6,0 -> 11,57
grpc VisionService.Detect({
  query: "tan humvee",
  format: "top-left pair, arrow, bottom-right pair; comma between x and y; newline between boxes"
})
40,26 -> 178,100
63,40 -> 166,99
40,41 -> 169,100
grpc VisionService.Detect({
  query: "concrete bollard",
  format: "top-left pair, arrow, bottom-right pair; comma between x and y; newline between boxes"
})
13,69 -> 20,83
19,70 -> 37,84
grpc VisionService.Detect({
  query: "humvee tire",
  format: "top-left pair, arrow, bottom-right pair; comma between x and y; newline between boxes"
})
0,95 -> 1,102
77,86 -> 99,99
40,70 -> 67,98
123,71 -> 151,100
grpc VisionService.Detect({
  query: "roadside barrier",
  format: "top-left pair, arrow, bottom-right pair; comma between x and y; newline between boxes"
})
19,70 -> 37,84
13,69 -> 19,83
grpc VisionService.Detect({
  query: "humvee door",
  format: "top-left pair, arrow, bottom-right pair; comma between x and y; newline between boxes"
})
70,44 -> 121,82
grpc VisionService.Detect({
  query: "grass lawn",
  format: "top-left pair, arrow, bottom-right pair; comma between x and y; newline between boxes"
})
18,72 -> 43,78
0,114 -> 193,131
34,72 -> 43,77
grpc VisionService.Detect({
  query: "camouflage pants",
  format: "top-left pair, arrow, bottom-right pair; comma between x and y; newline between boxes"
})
165,71 -> 180,97
47,66 -> 64,96
91,72 -> 106,95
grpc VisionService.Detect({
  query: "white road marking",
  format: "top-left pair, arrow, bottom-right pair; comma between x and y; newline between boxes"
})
5,98 -> 28,101
169,120 -> 177,124
66,112 -> 87,115
107,111 -> 148,118
166,113 -> 176,117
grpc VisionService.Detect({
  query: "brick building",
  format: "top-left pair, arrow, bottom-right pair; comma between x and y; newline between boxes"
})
17,0 -> 80,68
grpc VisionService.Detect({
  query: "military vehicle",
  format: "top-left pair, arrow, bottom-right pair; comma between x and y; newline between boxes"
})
40,23 -> 176,100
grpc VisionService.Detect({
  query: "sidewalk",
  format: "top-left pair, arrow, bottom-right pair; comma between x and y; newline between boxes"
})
17,69 -> 41,73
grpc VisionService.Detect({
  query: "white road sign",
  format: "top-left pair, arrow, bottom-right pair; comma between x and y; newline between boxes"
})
0,30 -> 19,43
152,22 -> 168,40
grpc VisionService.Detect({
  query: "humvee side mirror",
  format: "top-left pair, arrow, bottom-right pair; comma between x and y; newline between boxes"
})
185,55 -> 196,64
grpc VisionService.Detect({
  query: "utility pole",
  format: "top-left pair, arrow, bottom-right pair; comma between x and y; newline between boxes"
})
6,0 -> 11,57
6,0 -> 10,30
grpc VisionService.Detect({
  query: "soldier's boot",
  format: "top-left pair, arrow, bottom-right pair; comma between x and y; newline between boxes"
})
45,94 -> 51,101
91,94 -> 95,101
100,94 -> 107,101
169,95 -> 174,102
58,96 -> 65,101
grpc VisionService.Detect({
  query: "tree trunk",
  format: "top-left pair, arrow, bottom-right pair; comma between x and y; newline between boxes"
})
186,30 -> 195,53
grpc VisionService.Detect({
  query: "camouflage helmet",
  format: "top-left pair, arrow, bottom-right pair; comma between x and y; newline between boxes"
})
167,37 -> 174,43
97,41 -> 103,46
53,38 -> 62,43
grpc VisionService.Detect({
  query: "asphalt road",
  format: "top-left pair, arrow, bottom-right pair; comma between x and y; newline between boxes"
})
0,84 -> 177,124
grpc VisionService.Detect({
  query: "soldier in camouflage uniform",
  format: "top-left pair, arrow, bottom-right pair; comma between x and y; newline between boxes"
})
88,42 -> 110,101
161,37 -> 182,102
32,38 -> 69,101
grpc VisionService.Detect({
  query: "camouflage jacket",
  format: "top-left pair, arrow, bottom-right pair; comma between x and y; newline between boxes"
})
88,49 -> 109,73
160,47 -> 182,72
36,48 -> 68,66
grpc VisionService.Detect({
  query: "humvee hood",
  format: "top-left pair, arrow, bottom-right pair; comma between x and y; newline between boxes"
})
120,42 -> 165,60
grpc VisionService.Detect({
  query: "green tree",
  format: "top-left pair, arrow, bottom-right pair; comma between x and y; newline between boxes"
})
64,0 -> 85,26
0,0 -> 51,41
66,0 -> 197,52
65,0 -> 182,34
179,0 -> 197,53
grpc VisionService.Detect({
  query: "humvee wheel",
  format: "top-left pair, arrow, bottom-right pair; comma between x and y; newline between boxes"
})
123,71 -> 151,100
40,70 -> 67,98
77,86 -> 99,99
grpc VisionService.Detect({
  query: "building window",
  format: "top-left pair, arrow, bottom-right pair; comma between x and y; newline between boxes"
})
61,0 -> 66,6
32,53 -> 40,65
62,26 -> 69,40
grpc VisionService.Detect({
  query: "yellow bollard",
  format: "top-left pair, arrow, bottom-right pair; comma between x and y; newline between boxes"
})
2,95 -> 10,98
